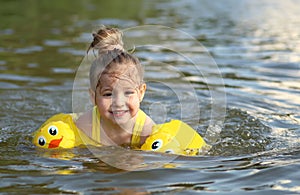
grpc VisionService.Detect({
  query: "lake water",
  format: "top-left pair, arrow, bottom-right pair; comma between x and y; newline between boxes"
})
1,0 -> 300,194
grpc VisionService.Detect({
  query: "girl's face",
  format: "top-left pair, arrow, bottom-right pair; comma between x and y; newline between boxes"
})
93,74 -> 146,127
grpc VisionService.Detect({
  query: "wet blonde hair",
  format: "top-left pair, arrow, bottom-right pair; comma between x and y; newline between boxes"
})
88,26 -> 144,91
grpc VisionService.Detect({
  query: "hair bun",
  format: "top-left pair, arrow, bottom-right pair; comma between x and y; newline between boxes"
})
88,26 -> 124,54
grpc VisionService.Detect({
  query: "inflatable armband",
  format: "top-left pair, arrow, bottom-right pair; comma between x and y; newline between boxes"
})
141,120 -> 209,156
32,113 -> 99,149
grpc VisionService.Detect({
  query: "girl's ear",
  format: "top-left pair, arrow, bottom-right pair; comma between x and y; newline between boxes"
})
139,83 -> 147,102
89,88 -> 96,105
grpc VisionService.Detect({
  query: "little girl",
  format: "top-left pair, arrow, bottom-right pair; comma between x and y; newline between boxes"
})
76,27 -> 155,148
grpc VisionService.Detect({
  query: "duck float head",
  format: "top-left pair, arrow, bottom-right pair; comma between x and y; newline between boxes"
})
33,120 -> 77,149
141,120 -> 209,156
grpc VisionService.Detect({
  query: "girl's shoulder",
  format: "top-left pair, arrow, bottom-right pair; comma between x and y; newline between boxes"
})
144,115 -> 156,131
75,110 -> 93,138
140,114 -> 156,144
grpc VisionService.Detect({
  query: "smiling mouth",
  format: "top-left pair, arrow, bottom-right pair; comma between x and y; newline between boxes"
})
110,110 -> 128,117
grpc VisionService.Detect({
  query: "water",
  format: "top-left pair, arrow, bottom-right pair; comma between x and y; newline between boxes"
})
1,0 -> 300,194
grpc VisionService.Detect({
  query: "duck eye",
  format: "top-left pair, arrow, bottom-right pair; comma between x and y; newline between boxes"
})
165,149 -> 174,154
48,125 -> 58,136
38,136 -> 46,146
151,139 -> 163,151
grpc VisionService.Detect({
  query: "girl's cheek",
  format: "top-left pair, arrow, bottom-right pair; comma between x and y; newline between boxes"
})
128,96 -> 140,108
97,98 -> 111,108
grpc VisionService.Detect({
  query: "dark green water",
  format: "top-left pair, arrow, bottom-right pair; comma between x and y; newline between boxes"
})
1,0 -> 300,194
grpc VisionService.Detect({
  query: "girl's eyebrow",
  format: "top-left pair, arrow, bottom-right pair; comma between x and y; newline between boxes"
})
100,87 -> 112,92
124,86 -> 136,90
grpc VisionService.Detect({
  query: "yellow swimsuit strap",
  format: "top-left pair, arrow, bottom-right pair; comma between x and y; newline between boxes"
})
131,109 -> 147,148
91,106 -> 146,147
92,106 -> 101,143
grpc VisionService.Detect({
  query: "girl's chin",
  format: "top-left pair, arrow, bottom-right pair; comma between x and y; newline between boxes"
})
109,112 -> 132,124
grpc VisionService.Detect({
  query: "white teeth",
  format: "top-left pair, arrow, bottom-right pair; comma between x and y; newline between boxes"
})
111,110 -> 127,116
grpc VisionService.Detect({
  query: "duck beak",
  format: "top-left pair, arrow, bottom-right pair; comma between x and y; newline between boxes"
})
48,137 -> 63,148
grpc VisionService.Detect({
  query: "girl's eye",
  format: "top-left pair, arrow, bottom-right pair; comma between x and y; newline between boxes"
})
103,92 -> 112,97
125,91 -> 135,96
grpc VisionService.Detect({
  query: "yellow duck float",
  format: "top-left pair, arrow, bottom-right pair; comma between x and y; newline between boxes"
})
141,120 -> 209,156
32,113 -> 99,149
33,114 -> 209,156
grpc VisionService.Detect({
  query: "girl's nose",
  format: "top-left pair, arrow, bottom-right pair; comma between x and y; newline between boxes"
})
112,93 -> 126,107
